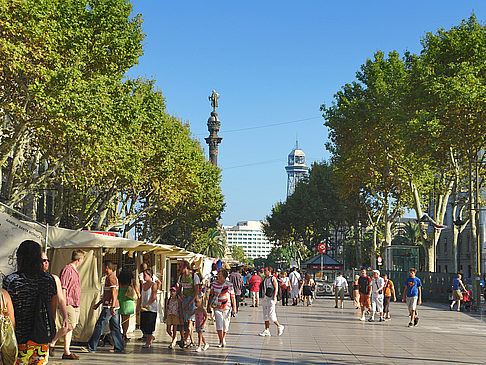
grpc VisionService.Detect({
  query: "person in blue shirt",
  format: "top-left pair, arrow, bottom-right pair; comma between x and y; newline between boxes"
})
450,274 -> 466,312
402,268 -> 422,327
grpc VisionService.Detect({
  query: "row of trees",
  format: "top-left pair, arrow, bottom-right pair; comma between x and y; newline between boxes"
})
322,15 -> 486,272
263,162 -> 362,266
264,15 -> 486,272
0,0 -> 224,251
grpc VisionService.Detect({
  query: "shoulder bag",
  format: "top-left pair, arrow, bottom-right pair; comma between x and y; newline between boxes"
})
125,283 -> 138,301
0,290 -> 17,365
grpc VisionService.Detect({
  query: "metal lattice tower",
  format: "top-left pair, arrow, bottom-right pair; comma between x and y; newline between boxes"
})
285,141 -> 309,197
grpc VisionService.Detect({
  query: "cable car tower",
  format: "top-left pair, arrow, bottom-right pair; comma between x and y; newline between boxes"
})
285,141 -> 309,197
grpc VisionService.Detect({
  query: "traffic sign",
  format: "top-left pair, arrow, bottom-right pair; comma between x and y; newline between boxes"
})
318,243 -> 326,254
377,256 -> 383,265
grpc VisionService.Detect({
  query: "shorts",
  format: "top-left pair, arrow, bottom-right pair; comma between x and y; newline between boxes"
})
182,297 -> 196,321
262,297 -> 277,322
17,340 -> 49,365
166,314 -> 181,326
335,287 -> 344,300
452,289 -> 463,301
214,308 -> 231,332
140,311 -> 157,335
66,305 -> 80,327
406,296 -> 418,312
290,285 -> 300,299
383,296 -> 391,313
371,294 -> 384,313
303,286 -> 312,296
251,291 -> 259,300
196,327 -> 205,333
359,293 -> 370,309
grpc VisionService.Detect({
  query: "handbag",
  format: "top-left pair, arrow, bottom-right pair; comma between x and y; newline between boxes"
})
125,284 -> 138,301
0,291 -> 17,365
30,288 -> 56,344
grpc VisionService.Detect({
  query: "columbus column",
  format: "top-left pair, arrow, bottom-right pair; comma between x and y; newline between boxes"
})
205,90 -> 222,167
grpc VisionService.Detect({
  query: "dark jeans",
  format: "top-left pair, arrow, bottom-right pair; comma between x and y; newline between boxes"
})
282,288 -> 289,306
87,307 -> 124,352
235,294 -> 241,310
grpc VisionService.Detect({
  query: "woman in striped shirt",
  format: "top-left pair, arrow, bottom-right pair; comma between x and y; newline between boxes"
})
207,268 -> 236,348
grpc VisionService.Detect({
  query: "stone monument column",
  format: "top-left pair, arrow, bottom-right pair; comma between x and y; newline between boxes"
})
205,90 -> 222,167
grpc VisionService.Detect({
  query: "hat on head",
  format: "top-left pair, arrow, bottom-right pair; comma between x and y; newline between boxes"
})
373,270 -> 380,276
170,287 -> 177,291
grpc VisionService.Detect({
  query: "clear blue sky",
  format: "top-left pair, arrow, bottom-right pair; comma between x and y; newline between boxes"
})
127,1 -> 486,226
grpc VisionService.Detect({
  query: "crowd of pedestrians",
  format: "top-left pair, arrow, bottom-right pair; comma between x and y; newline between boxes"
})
0,239 -> 456,364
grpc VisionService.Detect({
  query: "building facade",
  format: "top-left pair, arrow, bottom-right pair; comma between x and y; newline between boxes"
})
223,221 -> 273,259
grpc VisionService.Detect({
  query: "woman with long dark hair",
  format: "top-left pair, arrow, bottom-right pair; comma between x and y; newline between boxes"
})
3,240 -> 63,364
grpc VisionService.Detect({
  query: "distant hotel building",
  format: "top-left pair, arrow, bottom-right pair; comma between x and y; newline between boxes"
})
223,221 -> 273,259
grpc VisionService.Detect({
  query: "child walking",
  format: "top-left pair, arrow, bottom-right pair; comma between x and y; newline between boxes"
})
192,297 -> 209,352
164,287 -> 184,349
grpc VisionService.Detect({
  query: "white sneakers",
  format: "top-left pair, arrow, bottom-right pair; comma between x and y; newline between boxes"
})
259,326 -> 285,336
360,315 -> 366,321
195,344 -> 209,352
259,329 -> 271,337
217,340 -> 226,348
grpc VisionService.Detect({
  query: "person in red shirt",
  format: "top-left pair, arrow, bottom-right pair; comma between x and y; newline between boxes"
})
249,271 -> 262,307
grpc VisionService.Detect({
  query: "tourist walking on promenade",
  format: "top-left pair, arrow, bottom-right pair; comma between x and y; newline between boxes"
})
164,287 -> 184,349
352,275 -> 360,309
450,273 -> 466,312
139,269 -> 158,348
358,269 -> 371,321
259,267 -> 284,336
369,270 -> 385,322
382,273 -> 396,320
3,240 -> 66,364
192,297 -> 209,352
402,268 -> 422,327
302,273 -> 315,306
178,260 -> 201,348
333,272 -> 348,309
289,267 -> 301,306
229,266 -> 244,312
83,260 -> 125,353
280,271 -> 290,306
51,250 -> 84,359
118,267 -> 140,343
208,268 -> 236,348
41,252 -> 68,360
249,270 -> 262,307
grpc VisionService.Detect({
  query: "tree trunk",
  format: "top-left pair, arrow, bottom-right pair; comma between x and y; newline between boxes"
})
469,158 -> 479,281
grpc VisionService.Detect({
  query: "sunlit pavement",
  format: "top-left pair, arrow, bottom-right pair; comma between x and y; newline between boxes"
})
52,296 -> 486,364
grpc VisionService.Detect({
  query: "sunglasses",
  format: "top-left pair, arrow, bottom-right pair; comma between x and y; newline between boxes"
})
42,259 -> 49,263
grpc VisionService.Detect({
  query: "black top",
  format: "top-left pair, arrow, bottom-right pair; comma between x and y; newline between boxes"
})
3,271 -> 57,344
118,270 -> 134,286
358,276 -> 371,295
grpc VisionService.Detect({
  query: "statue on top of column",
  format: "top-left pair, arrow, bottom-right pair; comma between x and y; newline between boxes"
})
209,89 -> 219,112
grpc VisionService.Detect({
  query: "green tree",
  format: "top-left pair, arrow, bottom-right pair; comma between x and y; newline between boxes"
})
193,228 -> 227,259
229,245 -> 250,264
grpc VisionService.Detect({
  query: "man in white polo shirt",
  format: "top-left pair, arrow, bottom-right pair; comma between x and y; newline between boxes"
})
333,272 -> 348,309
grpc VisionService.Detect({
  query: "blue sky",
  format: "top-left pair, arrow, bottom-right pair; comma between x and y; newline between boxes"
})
127,1 -> 486,226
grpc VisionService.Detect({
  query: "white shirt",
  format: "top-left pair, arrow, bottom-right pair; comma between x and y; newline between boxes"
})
289,271 -> 301,286
371,277 -> 385,293
333,276 -> 348,288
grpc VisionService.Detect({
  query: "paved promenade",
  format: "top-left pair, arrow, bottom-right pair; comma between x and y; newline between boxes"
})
52,297 -> 486,364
